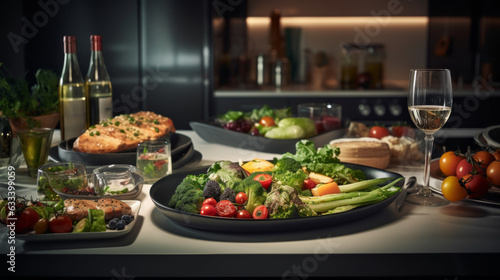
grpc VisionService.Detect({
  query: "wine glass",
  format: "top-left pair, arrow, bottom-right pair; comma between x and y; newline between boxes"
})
406,69 -> 452,206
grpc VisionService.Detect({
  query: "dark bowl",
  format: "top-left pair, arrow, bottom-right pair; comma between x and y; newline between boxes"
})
58,133 -> 192,166
150,163 -> 404,233
190,121 -> 346,154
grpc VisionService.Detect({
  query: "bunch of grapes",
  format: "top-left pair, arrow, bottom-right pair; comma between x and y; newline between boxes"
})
222,120 -> 253,133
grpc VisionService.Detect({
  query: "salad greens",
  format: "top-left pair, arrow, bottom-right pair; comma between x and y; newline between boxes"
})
281,140 -> 365,184
218,104 -> 291,123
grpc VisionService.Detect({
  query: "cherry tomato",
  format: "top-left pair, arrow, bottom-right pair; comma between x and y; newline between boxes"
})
236,209 -> 251,219
456,158 -> 472,178
252,205 -> 269,219
461,174 -> 489,199
49,215 -> 73,233
235,192 -> 248,204
200,204 -> 217,216
392,126 -> 404,137
486,160 -> 500,186
492,150 -> 500,161
21,208 -> 40,230
33,218 -> 49,234
441,176 -> 468,202
202,197 -> 217,208
369,126 -> 389,140
215,200 -> 237,218
14,214 -> 28,233
473,151 -> 495,175
302,179 -> 317,190
253,173 -> 272,190
259,116 -> 275,127
439,151 -> 465,176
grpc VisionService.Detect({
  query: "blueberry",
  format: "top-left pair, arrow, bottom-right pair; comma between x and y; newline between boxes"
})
121,215 -> 132,224
108,219 -> 118,230
116,220 -> 126,230
111,217 -> 120,223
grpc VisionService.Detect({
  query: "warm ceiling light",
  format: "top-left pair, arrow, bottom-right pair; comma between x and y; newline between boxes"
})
247,16 -> 428,26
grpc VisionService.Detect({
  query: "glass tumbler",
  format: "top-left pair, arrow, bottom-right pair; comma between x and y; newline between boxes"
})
136,140 -> 172,183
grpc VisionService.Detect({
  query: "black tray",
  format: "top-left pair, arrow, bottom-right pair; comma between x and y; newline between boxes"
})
190,121 -> 346,154
150,163 -> 404,233
57,133 -> 192,166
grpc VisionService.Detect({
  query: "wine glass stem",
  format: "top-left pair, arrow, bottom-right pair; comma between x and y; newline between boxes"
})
421,134 -> 434,196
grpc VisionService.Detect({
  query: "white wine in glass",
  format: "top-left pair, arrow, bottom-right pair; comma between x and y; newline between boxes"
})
406,69 -> 452,206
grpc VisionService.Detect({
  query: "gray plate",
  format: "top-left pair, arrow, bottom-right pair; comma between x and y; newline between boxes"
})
190,121 -> 346,154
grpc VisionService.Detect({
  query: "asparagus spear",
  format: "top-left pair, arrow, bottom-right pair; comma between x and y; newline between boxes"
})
302,178 -> 403,213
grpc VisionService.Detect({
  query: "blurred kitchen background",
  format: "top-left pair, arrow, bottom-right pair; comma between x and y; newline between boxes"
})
1,0 -> 499,148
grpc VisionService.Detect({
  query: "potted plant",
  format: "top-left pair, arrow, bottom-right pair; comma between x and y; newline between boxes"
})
0,63 -> 60,135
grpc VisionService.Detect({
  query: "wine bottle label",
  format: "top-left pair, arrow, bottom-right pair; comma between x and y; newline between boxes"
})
63,99 -> 86,139
98,96 -> 113,122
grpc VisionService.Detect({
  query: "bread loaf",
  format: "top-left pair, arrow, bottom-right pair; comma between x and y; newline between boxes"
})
330,138 -> 391,169
73,111 -> 175,153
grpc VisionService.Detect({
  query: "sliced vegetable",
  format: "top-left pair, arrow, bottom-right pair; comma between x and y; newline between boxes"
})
215,200 -> 237,217
241,159 -> 275,174
308,172 -> 334,184
252,205 -> 269,219
253,173 -> 272,190
311,182 -> 340,196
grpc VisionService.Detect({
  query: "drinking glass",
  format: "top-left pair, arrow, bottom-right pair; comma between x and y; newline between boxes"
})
136,140 -> 172,183
17,128 -> 54,177
406,69 -> 452,206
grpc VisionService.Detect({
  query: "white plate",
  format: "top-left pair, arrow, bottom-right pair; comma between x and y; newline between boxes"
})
429,159 -> 500,206
15,200 -> 141,241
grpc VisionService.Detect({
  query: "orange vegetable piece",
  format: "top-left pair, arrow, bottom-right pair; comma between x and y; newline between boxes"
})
311,182 -> 340,196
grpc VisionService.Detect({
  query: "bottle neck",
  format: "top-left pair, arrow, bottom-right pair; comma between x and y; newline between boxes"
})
61,52 -> 84,84
87,50 -> 110,82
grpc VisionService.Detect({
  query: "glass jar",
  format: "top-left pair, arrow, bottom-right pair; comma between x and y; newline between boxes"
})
339,43 -> 359,90
362,44 -> 385,89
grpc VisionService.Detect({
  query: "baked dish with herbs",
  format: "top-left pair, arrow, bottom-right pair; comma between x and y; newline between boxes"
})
72,111 -> 175,153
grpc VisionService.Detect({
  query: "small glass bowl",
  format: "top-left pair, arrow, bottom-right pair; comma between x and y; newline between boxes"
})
92,164 -> 144,200
37,162 -> 89,201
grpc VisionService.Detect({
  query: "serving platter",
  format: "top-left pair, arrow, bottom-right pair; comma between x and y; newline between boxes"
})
150,163 -> 404,233
190,121 -> 346,154
52,133 -> 198,168
429,159 -> 500,206
15,200 -> 141,241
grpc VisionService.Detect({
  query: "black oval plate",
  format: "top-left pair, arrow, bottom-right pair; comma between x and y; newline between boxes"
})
190,121 -> 346,154
150,163 -> 404,233
58,133 -> 192,166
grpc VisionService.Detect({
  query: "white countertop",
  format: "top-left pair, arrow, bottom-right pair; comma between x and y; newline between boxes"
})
1,130 -> 499,278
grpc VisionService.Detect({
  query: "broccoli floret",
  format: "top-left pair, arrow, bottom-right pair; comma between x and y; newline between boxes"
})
300,189 -> 313,197
264,185 -> 316,219
220,187 -> 236,203
274,157 -> 302,172
203,180 -> 221,200
186,174 -> 209,190
244,180 -> 267,213
168,177 -> 204,214
272,169 -> 308,193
